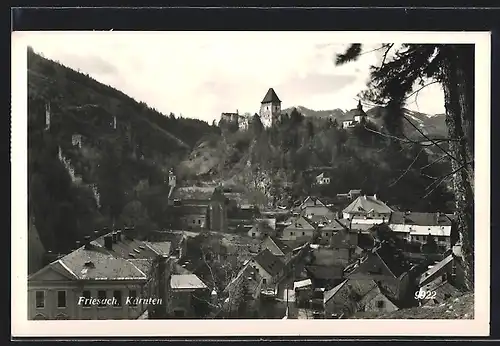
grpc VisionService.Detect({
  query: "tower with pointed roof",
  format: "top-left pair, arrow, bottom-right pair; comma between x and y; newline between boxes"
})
259,88 -> 281,128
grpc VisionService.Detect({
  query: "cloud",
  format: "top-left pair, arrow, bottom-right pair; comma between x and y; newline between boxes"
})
25,32 -> 446,123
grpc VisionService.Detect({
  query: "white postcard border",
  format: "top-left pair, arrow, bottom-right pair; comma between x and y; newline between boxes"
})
11,30 -> 491,337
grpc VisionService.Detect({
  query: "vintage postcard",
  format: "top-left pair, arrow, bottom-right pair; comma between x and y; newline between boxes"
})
11,30 -> 490,337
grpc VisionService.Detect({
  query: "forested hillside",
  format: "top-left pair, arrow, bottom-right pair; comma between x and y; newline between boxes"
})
27,48 -> 218,254
182,108 -> 455,213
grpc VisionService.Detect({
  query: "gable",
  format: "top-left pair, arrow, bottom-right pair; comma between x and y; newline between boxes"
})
350,253 -> 394,278
370,292 -> 398,310
262,237 -> 285,256
28,262 -> 76,282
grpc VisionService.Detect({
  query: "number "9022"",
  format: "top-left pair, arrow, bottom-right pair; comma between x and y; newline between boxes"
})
414,289 -> 436,300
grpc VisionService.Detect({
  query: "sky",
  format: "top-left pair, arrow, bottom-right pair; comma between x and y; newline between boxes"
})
23,31 -> 446,123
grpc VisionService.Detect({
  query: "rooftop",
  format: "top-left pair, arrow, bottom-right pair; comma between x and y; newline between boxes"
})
389,212 -> 453,227
261,88 -> 281,104
252,249 -> 285,277
343,195 -> 393,215
172,186 -> 217,201
171,274 -> 208,290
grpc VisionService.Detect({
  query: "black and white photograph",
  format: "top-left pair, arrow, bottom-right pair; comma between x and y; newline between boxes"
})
12,30 -> 490,337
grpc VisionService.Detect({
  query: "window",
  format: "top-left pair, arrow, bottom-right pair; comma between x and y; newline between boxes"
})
57,290 -> 66,308
82,290 -> 91,308
113,290 -> 122,307
97,290 -> 107,307
302,232 -> 305,236
262,278 -> 267,284
198,219 -> 201,224
129,290 -> 138,306
377,300 -> 385,308
290,232 -> 294,236
252,232 -> 256,237
35,291 -> 45,308
192,219 -> 195,224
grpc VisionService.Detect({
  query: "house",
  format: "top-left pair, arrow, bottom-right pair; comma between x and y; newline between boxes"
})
299,196 -> 326,210
145,230 -> 188,259
171,185 -> 227,232
301,204 -> 338,223
315,172 -> 330,185
314,227 -> 353,267
389,212 -> 454,250
418,251 -> 466,291
170,274 -> 209,318
418,280 -> 463,307
323,279 -> 378,318
248,249 -> 285,287
71,133 -> 83,148
259,87 -> 282,128
341,101 -> 368,129
222,264 -> 263,317
261,235 -> 293,264
345,242 -> 411,302
342,194 -> 393,224
248,218 -> 277,239
294,279 -> 313,307
281,216 -> 316,241
28,231 -> 174,320
358,285 -> 399,313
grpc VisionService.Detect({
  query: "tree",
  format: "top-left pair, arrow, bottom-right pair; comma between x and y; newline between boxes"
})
118,200 -> 157,236
336,43 -> 474,290
422,234 -> 438,254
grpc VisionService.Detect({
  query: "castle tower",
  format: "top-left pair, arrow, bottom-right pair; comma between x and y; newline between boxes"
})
259,88 -> 281,128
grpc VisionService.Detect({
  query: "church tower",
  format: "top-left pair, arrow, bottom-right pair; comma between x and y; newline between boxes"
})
259,88 -> 281,128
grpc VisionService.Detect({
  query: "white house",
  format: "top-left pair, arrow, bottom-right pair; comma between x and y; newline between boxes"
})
248,249 -> 285,287
388,212 -> 453,249
281,216 -> 316,241
315,173 -> 330,185
342,194 -> 393,225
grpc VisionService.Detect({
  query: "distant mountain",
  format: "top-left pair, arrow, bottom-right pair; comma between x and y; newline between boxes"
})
284,105 -> 449,139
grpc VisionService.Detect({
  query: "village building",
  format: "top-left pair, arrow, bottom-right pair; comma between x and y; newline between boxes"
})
170,274 -> 209,318
281,215 -> 316,241
342,194 -> 393,224
388,211 -> 454,250
248,218 -> 277,239
170,185 -> 227,232
248,249 -> 285,290
315,172 -> 331,185
323,279 -> 378,318
344,242 -> 411,303
357,284 -> 400,314
259,87 -> 282,128
261,235 -> 293,264
28,230 -> 175,320
341,101 -> 368,129
304,265 -> 344,290
222,264 -> 263,317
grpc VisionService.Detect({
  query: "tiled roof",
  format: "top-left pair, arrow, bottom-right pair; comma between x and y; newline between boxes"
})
91,235 -> 160,259
175,204 -> 208,215
300,196 -> 326,208
58,248 -> 149,280
374,243 -> 411,278
419,254 -> 453,286
322,219 -> 347,232
172,186 -> 216,200
253,249 -> 285,276
255,218 -> 276,231
171,274 -> 208,290
261,88 -> 281,104
343,195 -> 393,214
305,265 -> 344,280
144,241 -> 172,256
268,236 -> 292,255
324,280 -> 348,303
389,212 -> 452,226
284,216 -> 315,231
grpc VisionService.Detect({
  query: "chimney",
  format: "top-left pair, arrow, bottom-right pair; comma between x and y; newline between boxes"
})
94,230 -> 99,237
373,194 -> 377,200
76,240 -> 81,248
84,235 -> 92,249
104,235 -> 113,250
112,232 -> 118,243
116,230 -> 122,241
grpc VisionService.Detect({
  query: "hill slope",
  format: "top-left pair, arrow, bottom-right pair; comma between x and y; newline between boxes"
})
27,48 -> 218,254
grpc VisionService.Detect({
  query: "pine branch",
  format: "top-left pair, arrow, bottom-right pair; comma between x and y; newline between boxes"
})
421,162 -> 471,198
387,148 -> 424,188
